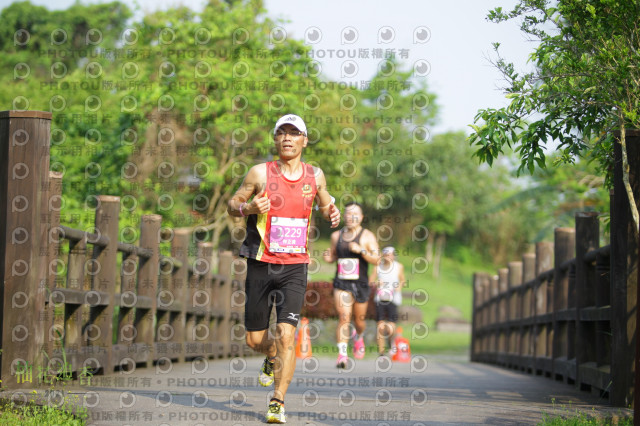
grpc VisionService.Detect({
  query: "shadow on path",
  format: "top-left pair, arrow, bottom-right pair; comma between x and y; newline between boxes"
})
5,354 -> 631,425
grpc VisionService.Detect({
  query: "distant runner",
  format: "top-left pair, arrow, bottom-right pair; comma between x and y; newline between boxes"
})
324,202 -> 380,368
370,246 -> 405,356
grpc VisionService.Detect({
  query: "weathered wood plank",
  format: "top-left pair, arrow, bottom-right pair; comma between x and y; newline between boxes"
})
579,306 -> 611,322
575,212 -> 599,389
170,229 -> 190,363
0,111 -> 51,388
89,196 -> 120,374
134,215 -> 161,368
610,130 -> 639,408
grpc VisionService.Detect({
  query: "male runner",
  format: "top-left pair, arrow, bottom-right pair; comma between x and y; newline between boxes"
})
228,113 -> 340,423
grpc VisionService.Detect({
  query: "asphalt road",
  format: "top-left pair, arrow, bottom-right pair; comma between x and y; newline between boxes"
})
6,354 -> 632,425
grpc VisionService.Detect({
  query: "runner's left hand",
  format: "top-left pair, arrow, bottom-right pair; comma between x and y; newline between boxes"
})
328,203 -> 340,228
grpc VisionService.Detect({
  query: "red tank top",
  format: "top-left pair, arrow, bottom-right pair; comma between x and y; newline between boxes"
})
239,161 -> 317,264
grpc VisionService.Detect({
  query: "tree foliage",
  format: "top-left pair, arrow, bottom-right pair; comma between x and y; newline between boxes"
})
1,0 -> 440,253
468,0 -> 640,229
4,0 -> 609,267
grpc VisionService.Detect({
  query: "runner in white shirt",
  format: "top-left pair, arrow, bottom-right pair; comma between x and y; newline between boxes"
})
369,246 -> 406,356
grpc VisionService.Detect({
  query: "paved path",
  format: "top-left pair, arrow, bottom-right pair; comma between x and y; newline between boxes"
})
8,354 -> 632,425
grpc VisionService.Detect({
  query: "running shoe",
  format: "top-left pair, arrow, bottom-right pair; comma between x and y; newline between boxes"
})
336,354 -> 348,369
259,357 -> 275,387
353,336 -> 365,359
266,401 -> 286,423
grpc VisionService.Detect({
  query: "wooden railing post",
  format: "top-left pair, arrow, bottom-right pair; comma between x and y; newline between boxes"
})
497,268 -> 509,358
171,229 -> 190,363
45,171 -> 62,364
135,215 -> 161,368
154,233 -> 176,363
508,261 -> 522,367
189,241 -> 206,358
0,111 -> 52,388
508,262 -> 522,320
62,227 -> 88,372
481,273 -> 491,355
553,228 -> 576,382
231,255 -> 247,356
116,246 -> 137,367
200,242 -> 222,358
482,274 -> 490,343
611,130 -> 640,408
489,274 -> 499,355
209,248 -> 224,357
88,196 -> 120,374
574,212 -> 599,390
535,242 -> 553,375
197,241 -> 215,358
521,252 -> 536,370
184,234 -> 197,360
218,251 -> 233,357
595,249 -> 611,370
471,272 -> 483,362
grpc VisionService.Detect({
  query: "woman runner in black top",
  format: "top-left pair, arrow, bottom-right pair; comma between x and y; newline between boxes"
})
324,202 -> 380,368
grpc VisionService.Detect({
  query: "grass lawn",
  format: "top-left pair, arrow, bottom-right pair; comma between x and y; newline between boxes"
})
539,400 -> 633,426
409,330 -> 470,355
310,330 -> 470,358
0,398 -> 86,426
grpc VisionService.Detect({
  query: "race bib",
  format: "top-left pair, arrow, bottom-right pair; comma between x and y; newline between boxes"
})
377,288 -> 394,302
269,217 -> 308,253
337,258 -> 359,280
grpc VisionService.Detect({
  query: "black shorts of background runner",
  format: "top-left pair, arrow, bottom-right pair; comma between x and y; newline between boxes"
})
375,301 -> 398,322
244,258 -> 308,331
333,280 -> 371,304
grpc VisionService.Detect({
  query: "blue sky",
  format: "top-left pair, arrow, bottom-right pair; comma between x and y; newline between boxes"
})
1,0 -> 535,134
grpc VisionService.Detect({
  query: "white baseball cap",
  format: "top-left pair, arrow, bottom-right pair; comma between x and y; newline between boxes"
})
382,246 -> 396,255
274,114 -> 307,135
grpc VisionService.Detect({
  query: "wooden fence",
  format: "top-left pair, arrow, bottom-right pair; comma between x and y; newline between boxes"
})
0,110 -> 254,389
0,110 -> 391,391
471,131 -> 639,408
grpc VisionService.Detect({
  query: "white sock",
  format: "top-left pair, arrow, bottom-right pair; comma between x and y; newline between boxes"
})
337,342 -> 347,357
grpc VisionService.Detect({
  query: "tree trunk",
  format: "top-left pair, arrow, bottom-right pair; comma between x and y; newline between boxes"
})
619,125 -> 640,235
210,225 -> 222,273
433,233 -> 446,280
425,230 -> 435,264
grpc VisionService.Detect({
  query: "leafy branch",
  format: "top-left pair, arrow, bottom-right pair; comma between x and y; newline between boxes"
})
469,0 -> 640,232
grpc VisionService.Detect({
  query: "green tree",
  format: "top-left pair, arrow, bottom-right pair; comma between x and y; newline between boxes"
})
417,132 -> 514,275
0,0 -> 445,259
483,155 -> 610,252
468,0 -> 640,231
336,61 -> 438,237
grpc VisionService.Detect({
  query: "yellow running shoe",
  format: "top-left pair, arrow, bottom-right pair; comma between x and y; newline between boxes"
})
266,401 -> 286,423
259,357 -> 275,387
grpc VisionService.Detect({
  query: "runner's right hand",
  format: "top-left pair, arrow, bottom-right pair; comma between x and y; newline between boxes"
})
251,189 -> 270,214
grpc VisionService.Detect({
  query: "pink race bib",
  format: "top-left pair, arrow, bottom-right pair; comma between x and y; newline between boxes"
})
337,258 -> 359,280
270,217 -> 308,253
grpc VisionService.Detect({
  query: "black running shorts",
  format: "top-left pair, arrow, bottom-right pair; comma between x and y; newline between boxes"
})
375,301 -> 398,322
244,258 -> 308,331
333,279 -> 371,304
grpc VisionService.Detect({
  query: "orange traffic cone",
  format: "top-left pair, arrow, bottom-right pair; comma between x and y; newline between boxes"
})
391,326 -> 411,363
295,317 -> 312,359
